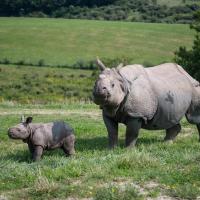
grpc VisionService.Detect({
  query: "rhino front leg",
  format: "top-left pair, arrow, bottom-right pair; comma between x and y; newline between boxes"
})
164,124 -> 181,141
125,118 -> 142,147
103,114 -> 118,149
33,146 -> 43,161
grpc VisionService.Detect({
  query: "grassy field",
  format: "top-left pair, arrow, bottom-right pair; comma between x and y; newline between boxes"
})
0,103 -> 200,200
0,64 -> 95,103
0,17 -> 194,66
0,17 -> 199,199
0,17 -> 196,103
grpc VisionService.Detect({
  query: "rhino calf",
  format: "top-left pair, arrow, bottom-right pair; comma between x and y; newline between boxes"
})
8,116 -> 75,161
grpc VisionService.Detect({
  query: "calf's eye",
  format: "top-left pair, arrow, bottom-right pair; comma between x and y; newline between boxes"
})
112,83 -> 115,88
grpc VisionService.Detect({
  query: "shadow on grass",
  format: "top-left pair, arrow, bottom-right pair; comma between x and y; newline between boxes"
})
3,136 -> 163,163
1,148 -> 67,163
137,137 -> 163,146
76,136 -> 108,151
1,149 -> 32,163
2,137 -> 108,162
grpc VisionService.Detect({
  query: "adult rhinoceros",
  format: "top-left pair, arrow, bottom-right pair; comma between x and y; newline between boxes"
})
93,58 -> 200,148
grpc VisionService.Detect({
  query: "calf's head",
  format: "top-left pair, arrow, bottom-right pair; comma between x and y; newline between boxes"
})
93,58 -> 126,107
8,116 -> 33,140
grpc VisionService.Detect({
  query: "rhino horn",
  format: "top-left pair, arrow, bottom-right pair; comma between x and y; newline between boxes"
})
117,63 -> 123,69
21,115 -> 25,123
96,57 -> 106,71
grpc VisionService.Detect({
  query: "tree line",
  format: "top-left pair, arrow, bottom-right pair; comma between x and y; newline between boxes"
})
0,0 -> 199,23
0,0 -> 117,16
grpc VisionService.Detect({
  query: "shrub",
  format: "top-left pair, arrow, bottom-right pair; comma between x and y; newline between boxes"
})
16,60 -> 25,65
2,58 -> 10,64
38,59 -> 45,66
175,11 -> 200,81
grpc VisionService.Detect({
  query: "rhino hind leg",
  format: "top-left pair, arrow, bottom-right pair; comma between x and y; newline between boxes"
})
186,86 -> 200,125
164,124 -> 181,141
196,124 -> 200,142
185,95 -> 200,141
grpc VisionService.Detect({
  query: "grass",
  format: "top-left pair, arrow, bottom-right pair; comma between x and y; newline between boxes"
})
0,103 -> 200,199
0,17 -> 195,66
0,17 -> 199,199
0,64 -> 96,103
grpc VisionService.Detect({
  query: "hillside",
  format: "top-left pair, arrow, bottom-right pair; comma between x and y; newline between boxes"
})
0,18 -> 195,103
0,0 -> 200,23
0,18 -> 194,67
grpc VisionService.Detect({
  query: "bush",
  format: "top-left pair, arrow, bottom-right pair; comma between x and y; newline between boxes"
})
2,58 -> 10,64
175,11 -> 200,81
16,60 -> 25,65
38,59 -> 45,66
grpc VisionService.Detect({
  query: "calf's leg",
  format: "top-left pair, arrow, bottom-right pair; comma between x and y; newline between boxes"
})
28,142 -> 34,159
62,134 -> 75,156
33,146 -> 43,161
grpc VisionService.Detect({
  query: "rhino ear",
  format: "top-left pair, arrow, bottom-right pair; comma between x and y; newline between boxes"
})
26,117 -> 33,124
96,57 -> 106,71
117,63 -> 123,70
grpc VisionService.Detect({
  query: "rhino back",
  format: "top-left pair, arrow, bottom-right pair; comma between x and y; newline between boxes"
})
31,122 -> 73,149
119,64 -> 145,82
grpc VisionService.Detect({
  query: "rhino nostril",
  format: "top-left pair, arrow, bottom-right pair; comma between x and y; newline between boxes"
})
102,87 -> 106,90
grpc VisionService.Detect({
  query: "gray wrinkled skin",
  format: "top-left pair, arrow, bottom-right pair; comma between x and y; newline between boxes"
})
8,117 -> 75,161
93,60 -> 200,148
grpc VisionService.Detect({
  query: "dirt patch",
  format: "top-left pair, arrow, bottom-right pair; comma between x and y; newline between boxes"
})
144,181 -> 159,189
101,179 -> 179,200
179,127 -> 195,138
66,198 -> 93,200
147,196 -> 178,200
0,109 -> 101,119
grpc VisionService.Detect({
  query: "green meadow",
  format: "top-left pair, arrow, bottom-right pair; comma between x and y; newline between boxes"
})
0,17 -> 199,199
0,17 -> 194,66
0,103 -> 200,199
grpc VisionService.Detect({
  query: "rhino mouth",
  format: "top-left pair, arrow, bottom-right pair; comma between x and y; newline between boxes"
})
8,131 -> 18,139
93,93 -> 111,105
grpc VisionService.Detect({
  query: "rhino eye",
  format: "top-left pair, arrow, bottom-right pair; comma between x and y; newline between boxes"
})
111,83 -> 115,88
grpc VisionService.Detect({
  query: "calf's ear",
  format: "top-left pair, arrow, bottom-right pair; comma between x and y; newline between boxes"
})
26,117 -> 33,124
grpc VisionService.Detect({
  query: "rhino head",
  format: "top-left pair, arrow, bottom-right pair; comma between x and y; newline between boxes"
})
93,58 -> 127,107
8,116 -> 33,140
